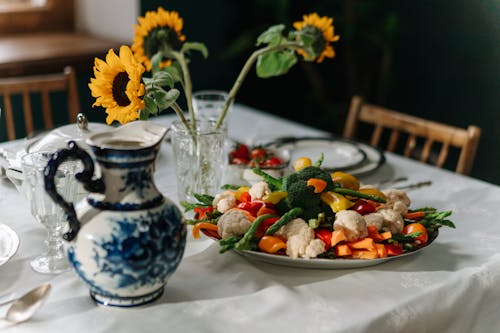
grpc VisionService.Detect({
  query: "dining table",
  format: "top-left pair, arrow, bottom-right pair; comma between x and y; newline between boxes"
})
0,103 -> 499,333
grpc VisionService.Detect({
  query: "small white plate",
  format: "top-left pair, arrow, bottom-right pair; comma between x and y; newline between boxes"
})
0,224 -> 20,266
266,137 -> 367,171
265,137 -> 385,176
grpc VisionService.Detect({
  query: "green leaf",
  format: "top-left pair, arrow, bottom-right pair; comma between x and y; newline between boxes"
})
142,95 -> 158,119
152,88 -> 179,111
152,71 -> 175,88
151,51 -> 163,73
159,66 -> 182,83
256,24 -> 285,47
181,42 -> 209,58
256,50 -> 297,78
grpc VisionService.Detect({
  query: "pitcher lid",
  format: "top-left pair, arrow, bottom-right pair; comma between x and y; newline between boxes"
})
86,121 -> 169,150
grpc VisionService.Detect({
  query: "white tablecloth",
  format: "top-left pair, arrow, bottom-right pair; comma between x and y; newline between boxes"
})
0,104 -> 499,333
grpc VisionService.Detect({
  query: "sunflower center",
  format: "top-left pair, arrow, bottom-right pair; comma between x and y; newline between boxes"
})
143,27 -> 182,59
112,72 -> 131,107
302,26 -> 327,56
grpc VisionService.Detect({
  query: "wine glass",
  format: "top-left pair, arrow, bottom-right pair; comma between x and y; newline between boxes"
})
21,151 -> 78,274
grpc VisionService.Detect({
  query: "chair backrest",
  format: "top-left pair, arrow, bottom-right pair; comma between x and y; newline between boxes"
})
0,66 -> 80,140
343,95 -> 481,175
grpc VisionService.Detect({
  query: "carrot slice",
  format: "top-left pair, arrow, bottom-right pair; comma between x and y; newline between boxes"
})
404,211 -> 426,220
192,222 -> 219,239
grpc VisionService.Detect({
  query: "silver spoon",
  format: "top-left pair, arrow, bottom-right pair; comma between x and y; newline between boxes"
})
3,283 -> 51,324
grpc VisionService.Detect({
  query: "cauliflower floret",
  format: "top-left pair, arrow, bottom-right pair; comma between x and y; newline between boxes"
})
275,218 -> 325,259
217,208 -> 252,239
382,188 -> 411,215
378,208 -> 404,234
249,181 -> 271,201
333,210 -> 368,241
364,212 -> 384,230
212,191 -> 237,213
392,201 -> 409,215
305,239 -> 327,259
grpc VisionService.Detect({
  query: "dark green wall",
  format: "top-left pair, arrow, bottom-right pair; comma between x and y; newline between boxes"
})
139,0 -> 499,185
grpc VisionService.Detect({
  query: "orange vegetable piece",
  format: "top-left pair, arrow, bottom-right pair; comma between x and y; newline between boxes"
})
350,249 -> 379,259
380,231 -> 392,240
367,226 -> 392,242
375,243 -> 388,258
192,222 -> 219,239
335,244 -> 352,257
404,211 -> 426,220
306,178 -> 327,193
330,229 -> 347,247
258,235 -> 287,254
347,238 -> 377,251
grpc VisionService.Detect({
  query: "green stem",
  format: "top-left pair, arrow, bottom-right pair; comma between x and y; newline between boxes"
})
214,41 -> 302,130
172,101 -> 197,146
171,50 -> 196,131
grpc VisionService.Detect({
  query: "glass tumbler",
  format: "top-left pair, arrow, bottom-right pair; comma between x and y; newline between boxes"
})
192,90 -> 233,124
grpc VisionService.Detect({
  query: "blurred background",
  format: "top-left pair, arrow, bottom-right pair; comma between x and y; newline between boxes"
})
0,0 -> 498,185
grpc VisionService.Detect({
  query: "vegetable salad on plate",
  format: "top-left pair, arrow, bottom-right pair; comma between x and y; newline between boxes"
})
182,155 -> 455,260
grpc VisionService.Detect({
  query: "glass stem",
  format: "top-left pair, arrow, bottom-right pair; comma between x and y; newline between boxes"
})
44,223 -> 65,258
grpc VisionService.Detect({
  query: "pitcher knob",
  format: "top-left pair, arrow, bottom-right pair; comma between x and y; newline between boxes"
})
77,113 -> 88,131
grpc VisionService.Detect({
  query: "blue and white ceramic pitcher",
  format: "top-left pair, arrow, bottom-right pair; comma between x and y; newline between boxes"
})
44,121 -> 186,307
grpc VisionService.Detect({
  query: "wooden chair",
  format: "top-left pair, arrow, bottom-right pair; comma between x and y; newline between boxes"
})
0,66 -> 80,140
343,95 -> 481,175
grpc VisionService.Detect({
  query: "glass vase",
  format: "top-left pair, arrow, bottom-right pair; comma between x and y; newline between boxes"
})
171,119 -> 228,204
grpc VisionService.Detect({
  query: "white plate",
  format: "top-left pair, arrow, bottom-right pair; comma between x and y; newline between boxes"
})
266,137 -> 366,171
234,247 -> 421,269
265,137 -> 385,176
0,224 -> 20,266
204,230 -> 438,270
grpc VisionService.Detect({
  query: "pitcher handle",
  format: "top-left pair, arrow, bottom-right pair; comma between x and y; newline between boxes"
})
44,140 -> 105,241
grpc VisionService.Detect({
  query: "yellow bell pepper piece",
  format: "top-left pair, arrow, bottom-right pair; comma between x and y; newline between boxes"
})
293,157 -> 312,171
320,191 -> 354,213
331,171 -> 360,190
262,191 -> 288,204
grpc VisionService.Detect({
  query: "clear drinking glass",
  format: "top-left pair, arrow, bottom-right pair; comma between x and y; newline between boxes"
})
170,119 -> 228,203
192,90 -> 233,124
21,151 -> 78,274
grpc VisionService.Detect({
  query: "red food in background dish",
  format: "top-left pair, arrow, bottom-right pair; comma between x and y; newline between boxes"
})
229,144 -> 284,168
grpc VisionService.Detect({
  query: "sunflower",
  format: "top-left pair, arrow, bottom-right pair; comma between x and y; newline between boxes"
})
132,7 -> 187,71
88,45 -> 146,125
293,13 -> 340,63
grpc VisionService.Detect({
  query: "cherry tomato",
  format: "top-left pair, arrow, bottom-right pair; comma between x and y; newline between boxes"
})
231,157 -> 249,165
351,199 -> 376,215
230,143 -> 249,159
250,147 -> 267,161
403,223 -> 428,246
261,157 -> 283,167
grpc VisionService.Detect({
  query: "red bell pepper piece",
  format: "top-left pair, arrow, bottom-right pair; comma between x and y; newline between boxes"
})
314,228 -> 332,250
385,244 -> 403,256
193,206 -> 214,220
256,217 -> 280,238
238,191 -> 251,203
237,201 -> 264,216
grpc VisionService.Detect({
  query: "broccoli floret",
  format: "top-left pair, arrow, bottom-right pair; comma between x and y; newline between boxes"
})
281,166 -> 335,220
